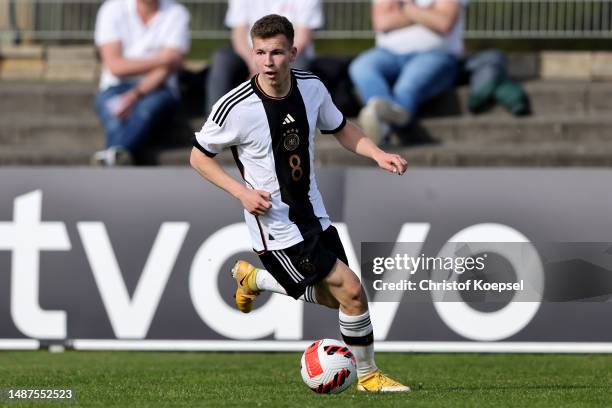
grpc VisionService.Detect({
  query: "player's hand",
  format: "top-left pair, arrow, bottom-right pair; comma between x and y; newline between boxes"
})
374,151 -> 408,175
239,189 -> 272,216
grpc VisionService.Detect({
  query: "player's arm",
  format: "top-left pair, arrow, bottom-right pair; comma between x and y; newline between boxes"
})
403,0 -> 461,35
333,121 -> 407,175
189,148 -> 271,215
373,0 -> 413,33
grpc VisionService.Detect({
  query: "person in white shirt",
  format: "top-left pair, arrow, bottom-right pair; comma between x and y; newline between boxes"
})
349,0 -> 469,144
204,0 -> 323,116
191,14 -> 410,393
92,0 -> 190,166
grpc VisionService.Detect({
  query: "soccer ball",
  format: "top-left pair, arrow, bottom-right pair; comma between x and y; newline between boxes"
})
300,338 -> 357,394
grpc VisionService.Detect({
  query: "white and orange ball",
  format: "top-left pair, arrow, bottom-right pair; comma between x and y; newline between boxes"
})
300,338 -> 357,394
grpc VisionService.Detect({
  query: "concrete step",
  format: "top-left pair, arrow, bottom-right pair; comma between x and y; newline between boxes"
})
2,113 -> 611,152
0,147 -> 94,166
318,141 -> 612,167
2,80 -> 612,118
397,142 -> 612,167
417,115 -> 612,144
0,81 -> 97,116
0,145 -> 196,166
3,139 -> 612,167
156,141 -> 612,167
421,80 -> 612,117
0,114 -> 192,150
0,115 -> 104,149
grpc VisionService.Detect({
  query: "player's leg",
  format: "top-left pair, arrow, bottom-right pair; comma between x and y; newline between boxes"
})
321,259 -> 374,373
231,260 -> 331,313
315,226 -> 409,392
322,260 -> 410,393
233,224 -> 358,312
231,253 -> 409,391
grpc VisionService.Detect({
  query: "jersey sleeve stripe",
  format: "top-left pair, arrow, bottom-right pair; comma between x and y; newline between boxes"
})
213,81 -> 250,116
292,69 -> 321,81
217,90 -> 254,126
292,68 -> 317,75
320,116 -> 347,134
294,73 -> 321,79
192,136 -> 217,157
211,82 -> 252,124
294,75 -> 321,81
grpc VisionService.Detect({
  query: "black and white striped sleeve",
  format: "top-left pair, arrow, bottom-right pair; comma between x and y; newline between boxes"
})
193,114 -> 240,157
193,81 -> 254,156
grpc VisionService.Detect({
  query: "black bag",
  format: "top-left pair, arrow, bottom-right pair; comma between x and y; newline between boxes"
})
309,55 -> 362,118
178,66 -> 210,119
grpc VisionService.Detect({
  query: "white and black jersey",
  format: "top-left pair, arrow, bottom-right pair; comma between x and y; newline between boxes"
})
194,69 -> 346,252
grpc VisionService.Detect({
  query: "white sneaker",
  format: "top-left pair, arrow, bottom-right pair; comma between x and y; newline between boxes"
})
358,97 -> 411,143
90,147 -> 133,167
110,147 -> 133,166
90,149 -> 109,166
369,97 -> 411,127
358,101 -> 390,144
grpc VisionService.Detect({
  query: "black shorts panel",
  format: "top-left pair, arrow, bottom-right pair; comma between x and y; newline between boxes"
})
257,225 -> 347,299
319,225 -> 349,266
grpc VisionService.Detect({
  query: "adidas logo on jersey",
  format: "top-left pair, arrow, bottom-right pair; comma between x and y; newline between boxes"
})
282,113 -> 296,125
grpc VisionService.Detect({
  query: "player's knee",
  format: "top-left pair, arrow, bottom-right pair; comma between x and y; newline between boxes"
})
344,281 -> 366,311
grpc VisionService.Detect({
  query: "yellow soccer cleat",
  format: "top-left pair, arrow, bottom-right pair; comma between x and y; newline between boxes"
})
231,260 -> 261,313
357,370 -> 411,393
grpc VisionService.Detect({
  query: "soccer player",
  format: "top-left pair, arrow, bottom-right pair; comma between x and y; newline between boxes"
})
190,14 -> 409,393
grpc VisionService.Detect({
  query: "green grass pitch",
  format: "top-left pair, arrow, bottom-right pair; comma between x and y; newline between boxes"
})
1,351 -> 611,407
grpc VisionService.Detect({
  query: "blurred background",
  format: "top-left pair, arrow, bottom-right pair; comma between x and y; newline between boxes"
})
1,0 -> 612,166
1,0 -> 612,352
2,6 -> 612,406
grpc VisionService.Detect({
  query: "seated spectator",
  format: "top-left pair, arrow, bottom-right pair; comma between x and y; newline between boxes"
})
92,0 -> 190,166
349,0 -> 468,144
205,0 -> 323,116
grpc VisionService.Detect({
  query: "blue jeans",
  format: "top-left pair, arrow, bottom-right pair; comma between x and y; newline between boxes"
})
95,83 -> 179,152
349,48 -> 459,116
